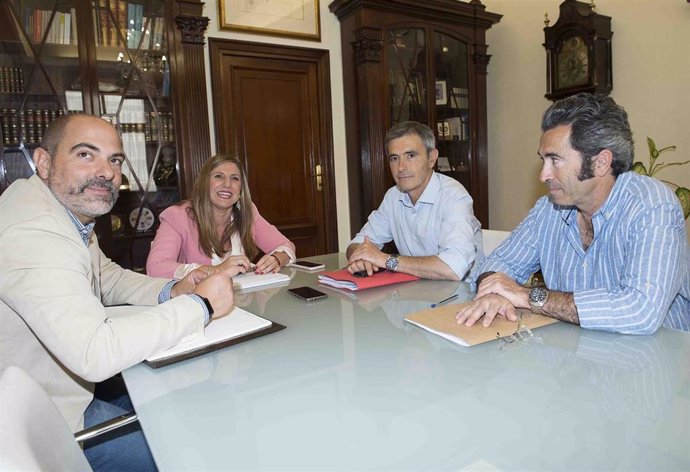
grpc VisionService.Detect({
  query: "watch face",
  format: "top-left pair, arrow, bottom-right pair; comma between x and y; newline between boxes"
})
557,36 -> 588,89
129,207 -> 155,232
529,287 -> 548,308
385,255 -> 399,272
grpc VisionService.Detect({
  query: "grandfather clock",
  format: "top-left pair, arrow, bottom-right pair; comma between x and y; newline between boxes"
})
544,0 -> 612,100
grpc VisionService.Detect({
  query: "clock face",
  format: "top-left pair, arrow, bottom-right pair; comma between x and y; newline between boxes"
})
129,207 -> 155,232
557,36 -> 589,89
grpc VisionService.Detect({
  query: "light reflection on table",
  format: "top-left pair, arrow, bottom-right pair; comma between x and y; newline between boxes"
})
123,253 -> 690,471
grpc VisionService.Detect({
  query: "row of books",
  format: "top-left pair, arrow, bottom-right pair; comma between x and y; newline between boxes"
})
96,1 -> 166,50
118,115 -> 174,144
449,87 -> 469,109
436,115 -> 470,141
24,8 -> 77,45
1,108 -> 65,146
0,67 -> 25,94
0,107 -> 173,147
100,96 -> 175,142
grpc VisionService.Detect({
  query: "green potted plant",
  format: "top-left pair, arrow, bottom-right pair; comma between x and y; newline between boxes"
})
632,137 -> 690,219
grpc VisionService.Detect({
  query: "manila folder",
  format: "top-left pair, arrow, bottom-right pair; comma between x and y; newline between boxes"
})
405,303 -> 558,347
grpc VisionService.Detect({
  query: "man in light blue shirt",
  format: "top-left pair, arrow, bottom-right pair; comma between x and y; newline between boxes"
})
347,121 -> 483,281
457,93 -> 689,334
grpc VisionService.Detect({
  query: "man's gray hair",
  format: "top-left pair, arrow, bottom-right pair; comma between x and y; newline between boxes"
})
541,93 -> 634,177
384,121 -> 436,153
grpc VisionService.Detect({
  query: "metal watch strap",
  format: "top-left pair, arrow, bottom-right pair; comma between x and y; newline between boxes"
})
385,255 -> 399,272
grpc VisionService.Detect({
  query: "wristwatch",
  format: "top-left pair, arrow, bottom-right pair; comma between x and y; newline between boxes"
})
198,295 -> 214,325
385,255 -> 399,272
528,287 -> 549,311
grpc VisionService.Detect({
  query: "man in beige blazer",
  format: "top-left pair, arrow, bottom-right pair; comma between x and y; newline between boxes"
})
0,114 -> 236,471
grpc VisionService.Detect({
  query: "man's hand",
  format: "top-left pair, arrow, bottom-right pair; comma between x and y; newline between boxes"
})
455,294 -> 518,327
194,273 -> 235,319
475,272 -> 530,309
347,237 -> 385,276
170,268 -> 208,298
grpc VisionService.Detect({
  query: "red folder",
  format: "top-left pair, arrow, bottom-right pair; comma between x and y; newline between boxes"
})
318,268 -> 420,291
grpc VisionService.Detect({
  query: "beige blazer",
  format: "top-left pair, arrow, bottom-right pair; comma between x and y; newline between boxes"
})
0,175 -> 204,431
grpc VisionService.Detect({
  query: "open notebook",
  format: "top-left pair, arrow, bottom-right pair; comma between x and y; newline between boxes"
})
104,305 -> 285,368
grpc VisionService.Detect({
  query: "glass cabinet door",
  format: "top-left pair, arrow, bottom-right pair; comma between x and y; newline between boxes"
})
0,0 -> 81,191
91,0 -> 177,269
432,32 -> 471,191
385,28 -> 428,127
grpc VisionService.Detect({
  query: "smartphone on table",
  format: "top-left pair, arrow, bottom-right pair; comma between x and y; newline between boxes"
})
288,286 -> 328,302
290,260 -> 326,272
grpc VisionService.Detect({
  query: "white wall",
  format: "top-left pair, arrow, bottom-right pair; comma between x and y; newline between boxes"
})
202,1 -> 352,250
483,0 -> 690,241
200,0 -> 690,249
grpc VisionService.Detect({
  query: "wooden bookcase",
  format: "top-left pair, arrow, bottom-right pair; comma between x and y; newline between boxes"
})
0,0 -> 211,270
329,0 -> 501,230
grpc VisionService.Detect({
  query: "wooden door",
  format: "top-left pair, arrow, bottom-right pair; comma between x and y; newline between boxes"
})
209,40 -> 337,257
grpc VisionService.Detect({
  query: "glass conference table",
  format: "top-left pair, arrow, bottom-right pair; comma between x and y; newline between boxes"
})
123,253 -> 690,471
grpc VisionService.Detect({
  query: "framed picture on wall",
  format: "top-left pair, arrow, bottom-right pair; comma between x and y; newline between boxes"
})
435,80 -> 447,105
219,0 -> 321,41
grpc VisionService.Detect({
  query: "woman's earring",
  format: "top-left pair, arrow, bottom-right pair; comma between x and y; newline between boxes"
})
236,199 -> 241,211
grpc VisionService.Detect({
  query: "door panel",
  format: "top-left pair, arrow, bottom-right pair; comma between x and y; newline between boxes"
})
210,40 -> 336,256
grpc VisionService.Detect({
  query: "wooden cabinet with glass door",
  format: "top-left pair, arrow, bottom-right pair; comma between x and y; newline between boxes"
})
331,0 -> 501,229
0,0 -> 211,271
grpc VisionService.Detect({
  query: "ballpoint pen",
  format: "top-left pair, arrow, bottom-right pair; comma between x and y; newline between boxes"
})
430,293 -> 459,308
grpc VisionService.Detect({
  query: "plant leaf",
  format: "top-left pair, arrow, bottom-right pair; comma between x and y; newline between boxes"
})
676,187 -> 690,219
632,161 -> 648,175
647,137 -> 659,161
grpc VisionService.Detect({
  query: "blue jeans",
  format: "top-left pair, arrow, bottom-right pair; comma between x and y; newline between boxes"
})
83,381 -> 157,472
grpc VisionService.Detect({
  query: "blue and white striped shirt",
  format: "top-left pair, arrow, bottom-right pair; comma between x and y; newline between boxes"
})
480,172 -> 689,334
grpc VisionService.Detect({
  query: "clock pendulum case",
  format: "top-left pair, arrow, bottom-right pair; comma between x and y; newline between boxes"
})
543,0 -> 612,101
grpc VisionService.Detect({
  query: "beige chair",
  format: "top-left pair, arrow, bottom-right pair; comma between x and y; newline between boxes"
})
482,229 -> 511,256
0,366 -> 137,472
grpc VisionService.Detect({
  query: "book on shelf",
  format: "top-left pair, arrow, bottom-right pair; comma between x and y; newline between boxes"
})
405,303 -> 559,347
104,305 -> 286,368
450,87 -> 469,109
318,268 -> 419,291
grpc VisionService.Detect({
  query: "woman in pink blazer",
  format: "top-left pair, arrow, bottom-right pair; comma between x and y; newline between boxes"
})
147,155 -> 296,279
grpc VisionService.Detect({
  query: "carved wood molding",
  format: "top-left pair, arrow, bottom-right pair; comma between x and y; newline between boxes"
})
175,16 -> 210,45
330,0 -> 501,30
352,29 -> 383,64
472,44 -> 491,74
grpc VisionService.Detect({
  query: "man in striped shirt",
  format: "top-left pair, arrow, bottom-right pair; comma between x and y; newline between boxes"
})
456,93 -> 689,334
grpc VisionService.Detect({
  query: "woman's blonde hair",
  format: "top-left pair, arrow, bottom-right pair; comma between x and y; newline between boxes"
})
186,154 -> 257,259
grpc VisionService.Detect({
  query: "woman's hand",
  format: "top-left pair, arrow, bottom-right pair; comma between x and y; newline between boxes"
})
212,255 -> 253,277
255,252 -> 286,274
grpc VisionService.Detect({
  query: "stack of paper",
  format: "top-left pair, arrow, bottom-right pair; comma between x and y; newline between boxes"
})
318,268 -> 419,291
233,272 -> 290,290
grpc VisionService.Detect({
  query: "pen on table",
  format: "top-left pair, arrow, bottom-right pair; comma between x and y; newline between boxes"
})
430,294 -> 459,308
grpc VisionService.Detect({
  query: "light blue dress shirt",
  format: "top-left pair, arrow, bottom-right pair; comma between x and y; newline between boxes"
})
479,172 -> 690,334
349,172 -> 483,280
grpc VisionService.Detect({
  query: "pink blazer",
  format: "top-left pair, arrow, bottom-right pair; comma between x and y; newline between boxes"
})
146,201 -> 295,277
